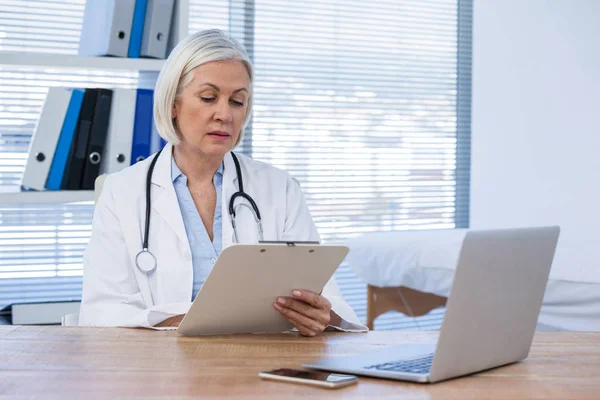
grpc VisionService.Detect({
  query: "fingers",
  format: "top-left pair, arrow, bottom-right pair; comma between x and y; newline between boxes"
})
290,289 -> 332,311
274,302 -> 326,336
276,297 -> 330,326
273,291 -> 332,337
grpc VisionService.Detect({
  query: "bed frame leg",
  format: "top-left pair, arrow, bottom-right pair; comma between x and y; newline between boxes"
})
367,285 -> 376,330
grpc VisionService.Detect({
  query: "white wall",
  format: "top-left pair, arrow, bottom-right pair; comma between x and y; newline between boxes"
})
471,0 -> 600,282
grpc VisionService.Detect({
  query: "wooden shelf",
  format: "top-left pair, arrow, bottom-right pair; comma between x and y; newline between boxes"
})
0,190 -> 95,205
0,52 -> 165,72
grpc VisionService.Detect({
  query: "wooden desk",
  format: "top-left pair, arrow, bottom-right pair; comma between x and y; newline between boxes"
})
1,326 -> 598,399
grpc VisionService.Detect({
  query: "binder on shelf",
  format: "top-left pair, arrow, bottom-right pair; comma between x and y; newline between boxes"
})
81,89 -> 113,190
130,89 -> 154,164
78,0 -> 136,58
100,89 -> 137,174
46,89 -> 85,191
62,89 -> 99,190
3,301 -> 81,325
140,0 -> 175,59
128,0 -> 149,58
21,88 -> 72,191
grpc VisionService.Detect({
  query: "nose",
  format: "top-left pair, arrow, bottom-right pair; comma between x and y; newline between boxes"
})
214,99 -> 233,124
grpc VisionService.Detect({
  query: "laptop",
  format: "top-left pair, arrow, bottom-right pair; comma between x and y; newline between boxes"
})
304,226 -> 560,383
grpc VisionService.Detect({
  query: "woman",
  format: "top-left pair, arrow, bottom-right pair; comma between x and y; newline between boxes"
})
79,29 -> 366,335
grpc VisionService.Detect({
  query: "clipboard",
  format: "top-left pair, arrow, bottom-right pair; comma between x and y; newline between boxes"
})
177,242 -> 348,336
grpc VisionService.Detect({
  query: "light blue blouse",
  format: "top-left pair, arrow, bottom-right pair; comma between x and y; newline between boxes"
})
171,156 -> 223,299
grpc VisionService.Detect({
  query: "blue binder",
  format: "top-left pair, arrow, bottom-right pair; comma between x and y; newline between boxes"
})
127,0 -> 149,58
130,89 -> 154,164
46,89 -> 85,190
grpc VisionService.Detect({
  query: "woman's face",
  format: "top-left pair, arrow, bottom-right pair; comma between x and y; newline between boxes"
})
173,60 -> 250,157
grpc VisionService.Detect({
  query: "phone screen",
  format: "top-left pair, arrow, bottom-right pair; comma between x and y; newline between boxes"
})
262,368 -> 356,383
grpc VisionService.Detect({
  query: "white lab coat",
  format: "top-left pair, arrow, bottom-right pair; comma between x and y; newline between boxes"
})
79,143 -> 366,331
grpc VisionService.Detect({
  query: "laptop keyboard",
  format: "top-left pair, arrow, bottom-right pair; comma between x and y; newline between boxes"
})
364,353 -> 434,374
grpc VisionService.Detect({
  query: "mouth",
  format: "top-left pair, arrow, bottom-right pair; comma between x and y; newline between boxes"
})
207,131 -> 231,141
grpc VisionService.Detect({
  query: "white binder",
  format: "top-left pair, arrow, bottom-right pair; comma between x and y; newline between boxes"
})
21,88 -> 72,191
10,301 -> 81,325
79,0 -> 136,57
100,89 -> 137,174
140,0 -> 175,59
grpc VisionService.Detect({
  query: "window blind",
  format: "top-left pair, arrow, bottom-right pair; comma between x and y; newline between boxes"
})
190,0 -> 472,328
0,0 -> 153,308
0,0 -> 472,330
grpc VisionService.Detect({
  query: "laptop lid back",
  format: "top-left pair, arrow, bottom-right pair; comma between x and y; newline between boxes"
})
429,226 -> 560,382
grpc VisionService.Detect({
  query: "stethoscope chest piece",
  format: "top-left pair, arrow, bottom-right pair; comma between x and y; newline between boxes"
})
136,249 -> 157,273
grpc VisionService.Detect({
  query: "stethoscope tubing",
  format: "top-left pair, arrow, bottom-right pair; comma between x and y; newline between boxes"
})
135,149 -> 263,275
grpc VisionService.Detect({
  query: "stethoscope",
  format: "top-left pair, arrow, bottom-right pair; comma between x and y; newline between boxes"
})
135,149 -> 264,274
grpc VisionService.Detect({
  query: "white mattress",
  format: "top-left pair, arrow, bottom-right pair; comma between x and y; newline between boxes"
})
346,229 -> 600,331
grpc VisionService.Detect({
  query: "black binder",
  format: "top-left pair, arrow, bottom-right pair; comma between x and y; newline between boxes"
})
81,89 -> 113,190
62,89 -> 98,190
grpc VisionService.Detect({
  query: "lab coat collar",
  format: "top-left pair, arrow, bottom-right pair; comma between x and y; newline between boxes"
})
223,150 -> 239,188
151,143 -> 238,189
150,142 -> 174,189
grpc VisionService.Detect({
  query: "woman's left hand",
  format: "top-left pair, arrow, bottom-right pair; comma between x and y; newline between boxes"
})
273,289 -> 332,337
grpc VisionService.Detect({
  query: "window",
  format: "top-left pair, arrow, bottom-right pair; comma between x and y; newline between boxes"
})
190,0 -> 473,328
0,0 -> 153,306
0,0 -> 472,330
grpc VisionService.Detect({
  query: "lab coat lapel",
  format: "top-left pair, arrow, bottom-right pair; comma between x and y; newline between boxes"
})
150,143 -> 190,248
221,152 -> 264,246
221,152 -> 238,249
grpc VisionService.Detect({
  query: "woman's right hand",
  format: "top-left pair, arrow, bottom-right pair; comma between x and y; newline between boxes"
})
155,314 -> 185,327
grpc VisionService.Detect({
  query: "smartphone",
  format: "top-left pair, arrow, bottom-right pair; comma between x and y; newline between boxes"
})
258,368 -> 358,389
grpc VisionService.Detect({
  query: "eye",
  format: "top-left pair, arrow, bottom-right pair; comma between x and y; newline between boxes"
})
230,99 -> 245,107
200,97 -> 216,103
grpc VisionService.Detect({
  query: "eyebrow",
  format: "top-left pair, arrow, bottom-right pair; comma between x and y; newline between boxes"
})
198,82 -> 248,94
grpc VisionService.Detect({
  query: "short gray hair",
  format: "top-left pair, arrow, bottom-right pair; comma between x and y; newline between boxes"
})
153,29 -> 253,145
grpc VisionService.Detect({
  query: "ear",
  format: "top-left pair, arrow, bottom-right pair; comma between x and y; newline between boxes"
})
172,98 -> 180,118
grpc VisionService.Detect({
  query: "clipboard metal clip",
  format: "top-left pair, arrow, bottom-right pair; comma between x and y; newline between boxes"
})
258,241 -> 320,247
